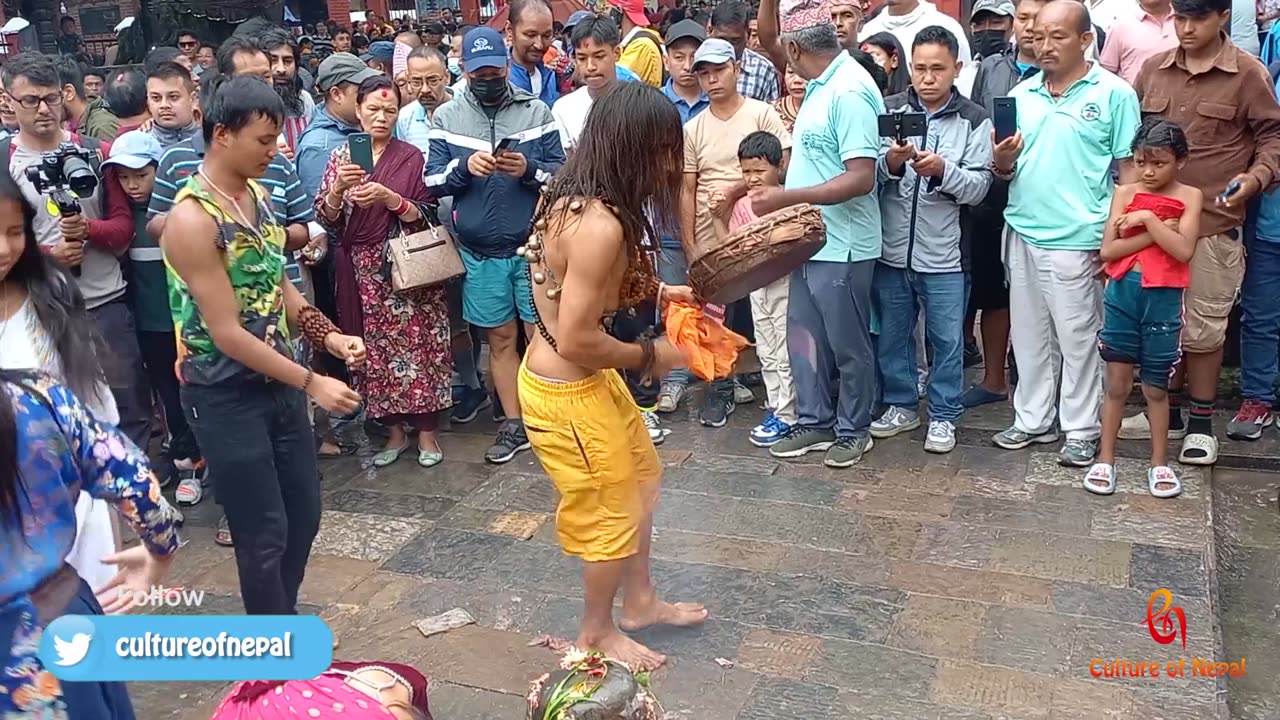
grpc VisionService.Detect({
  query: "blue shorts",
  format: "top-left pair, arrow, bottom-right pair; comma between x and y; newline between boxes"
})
459,247 -> 537,328
1098,271 -> 1184,389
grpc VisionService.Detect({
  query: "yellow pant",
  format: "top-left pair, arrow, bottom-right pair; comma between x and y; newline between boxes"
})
518,362 -> 661,562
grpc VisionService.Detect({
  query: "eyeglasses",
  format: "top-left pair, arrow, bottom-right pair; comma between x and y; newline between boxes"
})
406,76 -> 446,89
178,40 -> 198,49
14,93 -> 63,109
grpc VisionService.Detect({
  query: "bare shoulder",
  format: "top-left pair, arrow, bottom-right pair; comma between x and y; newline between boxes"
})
1175,183 -> 1205,208
1114,182 -> 1140,204
549,198 -> 624,258
160,198 -> 219,261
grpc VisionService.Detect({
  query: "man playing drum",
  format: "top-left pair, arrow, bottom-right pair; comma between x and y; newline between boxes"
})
516,82 -> 707,671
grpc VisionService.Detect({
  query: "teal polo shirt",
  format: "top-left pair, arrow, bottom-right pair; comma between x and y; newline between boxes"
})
1004,62 -> 1141,251
785,51 -> 885,263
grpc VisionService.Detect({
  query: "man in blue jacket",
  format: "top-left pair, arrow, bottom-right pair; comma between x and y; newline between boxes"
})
427,26 -> 565,465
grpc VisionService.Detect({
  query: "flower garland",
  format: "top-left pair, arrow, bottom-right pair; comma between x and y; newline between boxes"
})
526,649 -> 662,720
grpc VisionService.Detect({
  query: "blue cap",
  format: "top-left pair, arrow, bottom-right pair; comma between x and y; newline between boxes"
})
462,27 -> 507,72
367,40 -> 395,62
103,130 -> 162,170
565,10 -> 595,29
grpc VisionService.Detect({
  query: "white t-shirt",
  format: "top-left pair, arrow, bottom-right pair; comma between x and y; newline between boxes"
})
552,86 -> 595,150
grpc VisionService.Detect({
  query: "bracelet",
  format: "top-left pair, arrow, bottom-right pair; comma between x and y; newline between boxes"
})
324,193 -> 343,211
297,305 -> 341,348
301,369 -> 314,392
991,162 -> 1015,180
657,281 -> 667,301
393,196 -> 412,216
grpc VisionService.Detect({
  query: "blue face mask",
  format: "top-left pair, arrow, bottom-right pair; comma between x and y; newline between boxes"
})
447,56 -> 461,78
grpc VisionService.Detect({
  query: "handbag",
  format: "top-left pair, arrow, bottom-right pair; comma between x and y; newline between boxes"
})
386,219 -> 465,292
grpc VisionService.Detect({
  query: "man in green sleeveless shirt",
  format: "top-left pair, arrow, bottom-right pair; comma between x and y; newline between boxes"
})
161,75 -> 367,615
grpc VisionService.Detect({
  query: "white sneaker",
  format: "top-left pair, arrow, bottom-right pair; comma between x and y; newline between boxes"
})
641,410 -> 670,445
870,406 -> 921,439
733,380 -> 756,405
1178,432 -> 1218,466
656,382 -> 686,414
924,420 -> 956,453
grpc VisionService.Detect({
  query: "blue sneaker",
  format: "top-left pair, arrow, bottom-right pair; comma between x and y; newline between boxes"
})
750,413 -> 791,447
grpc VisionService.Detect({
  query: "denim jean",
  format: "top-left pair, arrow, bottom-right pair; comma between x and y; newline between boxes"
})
181,380 -> 320,615
873,265 -> 966,423
657,245 -> 693,387
1241,236 -> 1280,404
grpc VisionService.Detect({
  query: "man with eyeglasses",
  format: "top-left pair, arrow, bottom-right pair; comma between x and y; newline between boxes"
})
1,52 -> 150,448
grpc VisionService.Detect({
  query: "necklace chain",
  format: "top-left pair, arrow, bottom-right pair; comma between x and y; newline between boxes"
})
197,168 -> 259,238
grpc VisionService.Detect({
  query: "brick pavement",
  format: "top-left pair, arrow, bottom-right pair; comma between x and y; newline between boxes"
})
136,388 -> 1232,720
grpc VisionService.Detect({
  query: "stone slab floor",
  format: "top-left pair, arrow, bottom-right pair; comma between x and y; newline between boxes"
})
131,388 -> 1243,720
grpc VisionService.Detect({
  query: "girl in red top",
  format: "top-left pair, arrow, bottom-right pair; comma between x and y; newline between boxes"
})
1087,118 -> 1202,499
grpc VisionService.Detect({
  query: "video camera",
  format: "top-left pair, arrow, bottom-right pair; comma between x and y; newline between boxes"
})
25,142 -> 99,217
25,142 -> 99,277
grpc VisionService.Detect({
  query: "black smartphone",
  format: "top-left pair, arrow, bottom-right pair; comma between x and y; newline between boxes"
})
494,136 -> 518,154
876,111 -> 927,144
993,97 -> 1017,143
348,132 -> 374,174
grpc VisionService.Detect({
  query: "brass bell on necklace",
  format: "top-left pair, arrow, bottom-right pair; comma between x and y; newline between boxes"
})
516,246 -> 527,257
533,271 -> 546,284
547,287 -> 561,300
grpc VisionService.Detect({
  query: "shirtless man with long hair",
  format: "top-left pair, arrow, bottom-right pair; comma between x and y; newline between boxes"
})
518,82 -> 707,670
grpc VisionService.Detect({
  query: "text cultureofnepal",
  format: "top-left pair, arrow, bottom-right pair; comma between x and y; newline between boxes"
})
115,632 -> 293,658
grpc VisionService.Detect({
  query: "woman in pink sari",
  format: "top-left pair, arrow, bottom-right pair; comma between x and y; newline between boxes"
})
315,75 -> 452,469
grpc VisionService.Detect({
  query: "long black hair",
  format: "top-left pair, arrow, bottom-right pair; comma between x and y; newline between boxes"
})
0,157 -> 107,522
534,82 -> 683,308
861,32 -> 910,96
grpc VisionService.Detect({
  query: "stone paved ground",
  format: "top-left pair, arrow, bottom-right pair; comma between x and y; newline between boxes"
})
134,378 -> 1247,720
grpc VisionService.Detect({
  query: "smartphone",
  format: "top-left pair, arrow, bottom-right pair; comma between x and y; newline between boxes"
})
494,136 -> 518,155
349,132 -> 374,174
1218,179 -> 1242,204
993,96 -> 1017,143
876,111 -> 927,144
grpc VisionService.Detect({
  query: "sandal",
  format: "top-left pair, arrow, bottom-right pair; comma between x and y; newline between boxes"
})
372,442 -> 411,468
1147,466 -> 1182,499
417,447 -> 443,468
316,439 -> 358,460
1178,433 -> 1218,466
1083,463 -> 1116,495
215,516 -> 234,547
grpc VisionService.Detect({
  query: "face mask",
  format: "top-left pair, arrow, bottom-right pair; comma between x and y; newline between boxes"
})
470,76 -> 509,105
447,57 -> 461,78
972,29 -> 1008,58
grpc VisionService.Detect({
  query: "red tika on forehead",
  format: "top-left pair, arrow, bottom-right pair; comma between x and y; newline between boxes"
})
381,89 -> 390,98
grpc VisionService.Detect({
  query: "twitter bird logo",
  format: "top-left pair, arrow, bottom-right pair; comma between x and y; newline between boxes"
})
40,615 -> 97,677
53,632 -> 92,666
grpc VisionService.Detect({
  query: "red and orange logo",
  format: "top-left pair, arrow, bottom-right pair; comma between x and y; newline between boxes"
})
1088,588 -> 1245,680
1144,588 -> 1186,650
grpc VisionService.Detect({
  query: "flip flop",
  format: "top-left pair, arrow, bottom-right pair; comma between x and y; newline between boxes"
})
316,441 -> 358,460
215,517 -> 234,547
1083,462 -> 1116,495
372,442 -> 411,468
961,385 -> 1008,408
1147,466 -> 1182,499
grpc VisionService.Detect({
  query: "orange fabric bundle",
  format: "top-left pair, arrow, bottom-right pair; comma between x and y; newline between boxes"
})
664,301 -> 749,381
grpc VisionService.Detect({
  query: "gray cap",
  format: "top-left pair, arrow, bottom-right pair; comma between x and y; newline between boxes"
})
970,0 -> 1016,18
665,19 -> 706,46
692,38 -> 735,69
565,10 -> 595,29
316,52 -> 382,91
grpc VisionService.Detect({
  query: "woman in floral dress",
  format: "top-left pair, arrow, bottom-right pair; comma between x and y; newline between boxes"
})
315,75 -> 452,468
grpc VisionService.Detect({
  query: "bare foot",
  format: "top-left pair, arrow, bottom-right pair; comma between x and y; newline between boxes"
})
579,629 -> 667,670
619,598 -> 708,633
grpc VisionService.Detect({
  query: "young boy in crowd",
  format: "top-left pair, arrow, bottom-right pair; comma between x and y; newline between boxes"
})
1087,118 -> 1201,498
108,130 -> 204,493
714,131 -> 796,446
871,25 -> 993,454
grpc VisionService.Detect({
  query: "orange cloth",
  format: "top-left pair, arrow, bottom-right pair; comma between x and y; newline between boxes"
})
664,301 -> 749,381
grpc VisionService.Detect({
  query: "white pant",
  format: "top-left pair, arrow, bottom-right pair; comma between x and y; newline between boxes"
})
750,275 -> 797,424
1005,231 -> 1104,440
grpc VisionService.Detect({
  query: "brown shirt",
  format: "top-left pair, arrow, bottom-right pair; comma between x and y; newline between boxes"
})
1133,35 -> 1280,237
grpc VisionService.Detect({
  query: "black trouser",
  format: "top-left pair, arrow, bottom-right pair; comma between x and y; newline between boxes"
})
181,380 -> 320,615
90,299 -> 152,451
136,329 -> 199,460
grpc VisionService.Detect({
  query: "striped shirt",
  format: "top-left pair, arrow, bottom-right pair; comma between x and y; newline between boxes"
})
147,134 -> 315,296
281,94 -> 317,154
738,48 -> 781,103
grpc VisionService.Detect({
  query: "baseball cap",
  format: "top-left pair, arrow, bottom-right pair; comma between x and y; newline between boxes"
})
103,130 -> 162,170
316,52 -> 382,91
692,38 -> 735,69
366,40 -> 395,62
462,27 -> 508,72
970,0 -> 1015,19
665,19 -> 706,46
565,10 -> 595,30
609,0 -> 650,28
